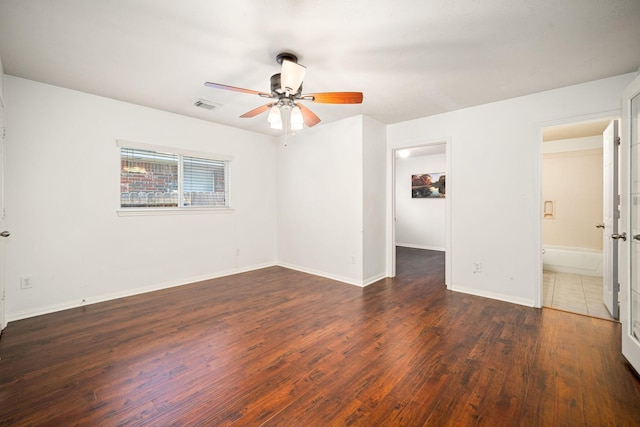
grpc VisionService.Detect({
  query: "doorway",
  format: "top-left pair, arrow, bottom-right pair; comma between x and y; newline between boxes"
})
389,140 -> 451,287
540,118 -> 617,320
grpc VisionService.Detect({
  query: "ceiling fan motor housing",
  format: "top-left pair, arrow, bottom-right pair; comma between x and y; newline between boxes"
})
276,52 -> 298,65
270,73 -> 302,97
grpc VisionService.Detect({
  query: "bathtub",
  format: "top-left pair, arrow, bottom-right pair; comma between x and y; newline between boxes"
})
542,245 -> 603,277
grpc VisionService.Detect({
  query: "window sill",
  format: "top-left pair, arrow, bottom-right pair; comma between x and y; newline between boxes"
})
117,207 -> 234,217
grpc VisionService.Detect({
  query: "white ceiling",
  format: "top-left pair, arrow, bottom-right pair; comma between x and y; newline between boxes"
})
1,0 -> 639,136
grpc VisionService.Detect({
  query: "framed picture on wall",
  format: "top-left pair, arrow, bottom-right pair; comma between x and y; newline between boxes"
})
412,173 -> 445,198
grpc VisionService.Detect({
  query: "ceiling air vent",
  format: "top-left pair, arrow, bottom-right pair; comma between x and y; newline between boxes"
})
194,98 -> 222,110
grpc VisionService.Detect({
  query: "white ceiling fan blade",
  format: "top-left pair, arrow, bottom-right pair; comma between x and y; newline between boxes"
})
281,59 -> 306,94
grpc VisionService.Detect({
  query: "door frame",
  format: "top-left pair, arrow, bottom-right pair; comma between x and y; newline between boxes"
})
386,137 -> 452,288
535,110 -> 621,308
602,119 -> 620,319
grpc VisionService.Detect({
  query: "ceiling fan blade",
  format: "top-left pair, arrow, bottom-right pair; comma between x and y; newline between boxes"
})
281,60 -> 306,94
303,92 -> 363,104
297,103 -> 321,127
240,103 -> 274,118
205,82 -> 271,97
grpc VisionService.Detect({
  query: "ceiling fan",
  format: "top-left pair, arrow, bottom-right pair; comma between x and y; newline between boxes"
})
205,52 -> 363,130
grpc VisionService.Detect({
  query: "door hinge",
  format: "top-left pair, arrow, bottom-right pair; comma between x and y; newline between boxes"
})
616,136 -> 621,146
615,282 -> 621,293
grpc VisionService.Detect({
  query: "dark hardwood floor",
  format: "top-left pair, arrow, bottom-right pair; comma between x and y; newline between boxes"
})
1,247 -> 640,426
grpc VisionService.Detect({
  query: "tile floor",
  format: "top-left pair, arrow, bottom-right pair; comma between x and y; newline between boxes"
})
543,271 -> 616,321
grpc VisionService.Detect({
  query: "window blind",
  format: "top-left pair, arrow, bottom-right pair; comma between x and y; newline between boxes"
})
119,145 -> 229,209
183,156 -> 227,207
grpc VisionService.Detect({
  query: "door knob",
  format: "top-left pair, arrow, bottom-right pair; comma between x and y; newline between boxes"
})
596,224 -> 605,228
0,231 -> 9,237
612,232 -> 627,241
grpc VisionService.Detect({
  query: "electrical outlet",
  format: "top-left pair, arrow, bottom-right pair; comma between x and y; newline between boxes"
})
473,262 -> 482,274
20,277 -> 33,289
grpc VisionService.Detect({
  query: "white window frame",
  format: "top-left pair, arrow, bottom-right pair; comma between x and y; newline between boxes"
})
116,140 -> 233,216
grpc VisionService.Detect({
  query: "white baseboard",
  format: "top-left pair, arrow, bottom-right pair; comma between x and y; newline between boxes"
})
363,272 -> 387,287
277,262 -> 366,287
450,285 -> 535,308
7,262 -> 276,322
396,243 -> 445,252
8,261 -> 387,323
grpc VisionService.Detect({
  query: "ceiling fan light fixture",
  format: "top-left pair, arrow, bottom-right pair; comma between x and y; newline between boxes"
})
291,105 -> 304,130
268,105 -> 282,129
205,51 -> 362,132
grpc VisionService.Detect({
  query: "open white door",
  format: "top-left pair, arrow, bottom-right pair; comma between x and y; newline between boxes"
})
0,94 -> 5,332
620,73 -> 640,373
602,120 -> 620,319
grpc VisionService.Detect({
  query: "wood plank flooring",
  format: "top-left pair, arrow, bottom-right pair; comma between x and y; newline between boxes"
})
1,247 -> 640,426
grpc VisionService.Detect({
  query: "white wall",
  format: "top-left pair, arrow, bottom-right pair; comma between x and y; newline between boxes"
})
388,73 -> 636,307
5,71 -> 636,319
277,116 -> 364,285
395,153 -> 446,250
4,76 -> 278,320
277,115 -> 387,286
362,116 -> 387,284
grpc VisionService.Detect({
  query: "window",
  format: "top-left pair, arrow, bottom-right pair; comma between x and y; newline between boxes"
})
118,141 -> 230,211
